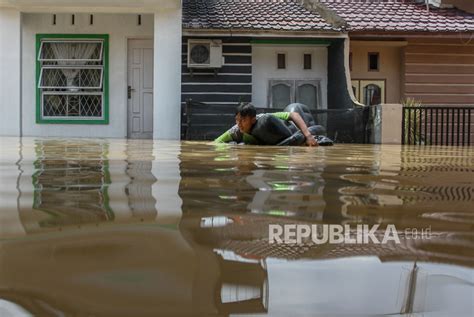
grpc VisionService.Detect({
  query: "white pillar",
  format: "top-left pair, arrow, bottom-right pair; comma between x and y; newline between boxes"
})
153,9 -> 182,140
0,9 -> 21,136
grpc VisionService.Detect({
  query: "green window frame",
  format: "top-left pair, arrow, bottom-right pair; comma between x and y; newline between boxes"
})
36,34 -> 109,124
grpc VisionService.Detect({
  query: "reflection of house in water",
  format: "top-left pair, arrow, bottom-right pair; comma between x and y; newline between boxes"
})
17,139 -> 161,233
246,169 -> 325,220
2,139 -> 268,316
22,140 -> 114,231
124,140 -> 157,220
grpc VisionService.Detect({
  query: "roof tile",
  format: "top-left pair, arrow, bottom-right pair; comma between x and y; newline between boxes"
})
182,0 -> 474,33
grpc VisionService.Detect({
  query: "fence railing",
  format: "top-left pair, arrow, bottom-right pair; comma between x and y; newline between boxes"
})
402,106 -> 473,146
184,100 -> 371,143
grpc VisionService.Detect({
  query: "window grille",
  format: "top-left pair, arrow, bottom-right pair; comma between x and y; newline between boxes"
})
36,36 -> 108,123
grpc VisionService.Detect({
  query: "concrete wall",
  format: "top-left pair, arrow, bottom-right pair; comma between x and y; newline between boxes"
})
0,8 -> 21,136
21,13 -> 154,137
252,44 -> 328,109
350,43 -> 402,104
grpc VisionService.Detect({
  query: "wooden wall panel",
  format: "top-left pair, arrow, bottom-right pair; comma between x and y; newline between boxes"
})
181,37 -> 252,106
405,54 -> 474,64
405,74 -> 474,84
404,38 -> 474,105
405,84 -> 474,94
406,94 -> 474,104
405,45 -> 474,55
406,64 -> 474,74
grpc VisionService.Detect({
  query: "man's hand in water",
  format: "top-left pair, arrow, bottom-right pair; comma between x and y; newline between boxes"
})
289,112 -> 319,147
304,134 -> 318,147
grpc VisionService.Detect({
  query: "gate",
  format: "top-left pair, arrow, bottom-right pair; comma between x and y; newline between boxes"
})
402,106 -> 473,146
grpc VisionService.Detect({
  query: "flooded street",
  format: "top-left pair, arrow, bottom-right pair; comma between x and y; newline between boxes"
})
0,137 -> 472,316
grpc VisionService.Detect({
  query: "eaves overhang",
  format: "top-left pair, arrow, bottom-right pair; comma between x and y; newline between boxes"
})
0,0 -> 181,12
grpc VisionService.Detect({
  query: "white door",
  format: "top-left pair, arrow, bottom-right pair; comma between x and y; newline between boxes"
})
127,39 -> 154,139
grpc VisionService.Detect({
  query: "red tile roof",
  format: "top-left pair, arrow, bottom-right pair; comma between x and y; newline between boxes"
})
322,0 -> 474,33
183,0 -> 474,33
182,0 -> 342,32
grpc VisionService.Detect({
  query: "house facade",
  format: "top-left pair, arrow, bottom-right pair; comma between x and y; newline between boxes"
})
0,0 -> 182,139
1,0 -> 473,140
323,0 -> 474,106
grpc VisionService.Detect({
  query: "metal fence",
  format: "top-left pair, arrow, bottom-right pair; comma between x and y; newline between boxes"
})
183,100 -> 371,143
402,106 -> 473,146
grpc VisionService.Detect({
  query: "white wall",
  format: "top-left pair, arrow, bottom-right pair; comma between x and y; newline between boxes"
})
21,13 -> 154,137
0,8 -> 21,136
252,44 -> 328,109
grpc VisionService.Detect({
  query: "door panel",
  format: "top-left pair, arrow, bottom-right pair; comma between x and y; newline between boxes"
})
127,39 -> 154,139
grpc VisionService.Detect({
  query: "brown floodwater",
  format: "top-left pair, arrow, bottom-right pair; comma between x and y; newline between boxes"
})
0,137 -> 472,316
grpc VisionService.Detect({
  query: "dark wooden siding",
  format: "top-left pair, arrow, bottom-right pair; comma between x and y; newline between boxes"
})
181,37 -> 252,105
181,37 -> 252,138
404,38 -> 474,105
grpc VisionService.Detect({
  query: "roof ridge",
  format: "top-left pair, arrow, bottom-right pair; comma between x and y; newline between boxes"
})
301,0 -> 347,29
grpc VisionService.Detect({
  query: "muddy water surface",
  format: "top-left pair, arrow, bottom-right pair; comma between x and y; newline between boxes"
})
0,137 -> 472,316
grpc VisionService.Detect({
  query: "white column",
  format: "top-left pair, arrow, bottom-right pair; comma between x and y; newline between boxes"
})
153,9 -> 182,140
0,8 -> 21,136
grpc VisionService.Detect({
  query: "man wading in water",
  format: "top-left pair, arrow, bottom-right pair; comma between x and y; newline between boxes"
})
215,103 -> 330,146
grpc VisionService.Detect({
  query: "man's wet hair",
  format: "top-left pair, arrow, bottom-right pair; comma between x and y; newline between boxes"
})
236,103 -> 257,118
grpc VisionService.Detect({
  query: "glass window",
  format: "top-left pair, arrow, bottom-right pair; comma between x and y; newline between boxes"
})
271,83 -> 292,108
368,52 -> 379,71
277,53 -> 286,69
363,84 -> 382,106
353,80 -> 385,105
296,81 -> 319,110
269,79 -> 321,109
36,35 -> 109,124
303,54 -> 312,70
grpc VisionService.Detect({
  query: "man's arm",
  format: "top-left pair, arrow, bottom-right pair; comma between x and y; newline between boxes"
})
214,125 -> 243,143
214,130 -> 234,143
288,112 -> 318,146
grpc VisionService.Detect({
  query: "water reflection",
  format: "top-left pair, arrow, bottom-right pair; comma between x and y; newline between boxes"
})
0,138 -> 472,316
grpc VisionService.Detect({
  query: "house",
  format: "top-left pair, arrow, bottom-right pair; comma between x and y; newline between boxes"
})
1,0 -> 473,140
324,0 -> 474,106
0,0 -> 182,139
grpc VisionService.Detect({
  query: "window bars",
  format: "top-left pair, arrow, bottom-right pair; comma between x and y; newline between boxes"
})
37,39 -> 105,120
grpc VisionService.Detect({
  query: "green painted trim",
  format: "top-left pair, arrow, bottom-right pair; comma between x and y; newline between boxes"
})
35,34 -> 109,125
250,39 -> 332,45
101,145 -> 115,221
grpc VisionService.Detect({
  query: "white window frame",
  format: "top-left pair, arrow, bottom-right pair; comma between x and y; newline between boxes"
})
41,91 -> 104,120
38,40 -> 104,62
38,65 -> 104,90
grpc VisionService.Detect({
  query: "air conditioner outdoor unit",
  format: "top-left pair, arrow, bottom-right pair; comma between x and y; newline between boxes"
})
187,39 -> 223,69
